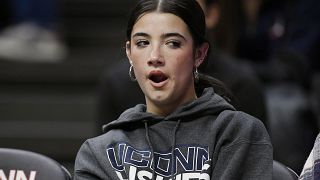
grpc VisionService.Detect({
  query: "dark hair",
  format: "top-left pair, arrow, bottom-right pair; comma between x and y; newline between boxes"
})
126,0 -> 233,103
126,0 -> 206,47
205,0 -> 218,6
195,73 -> 235,104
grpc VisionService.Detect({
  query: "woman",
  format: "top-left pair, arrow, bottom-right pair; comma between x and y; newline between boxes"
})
73,0 -> 272,179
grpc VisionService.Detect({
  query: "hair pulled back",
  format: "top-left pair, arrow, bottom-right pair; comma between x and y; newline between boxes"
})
126,0 -> 206,47
126,0 -> 234,103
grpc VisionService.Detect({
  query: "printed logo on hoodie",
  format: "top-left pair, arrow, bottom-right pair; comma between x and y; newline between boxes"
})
106,142 -> 211,179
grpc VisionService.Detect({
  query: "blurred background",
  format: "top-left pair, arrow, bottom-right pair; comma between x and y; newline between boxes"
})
0,0 -> 319,176
0,0 -> 136,173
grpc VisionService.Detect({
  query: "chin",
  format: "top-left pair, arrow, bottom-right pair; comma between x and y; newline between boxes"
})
152,93 -> 169,103
148,91 -> 172,105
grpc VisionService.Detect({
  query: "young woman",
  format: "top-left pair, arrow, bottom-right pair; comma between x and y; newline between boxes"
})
73,0 -> 272,179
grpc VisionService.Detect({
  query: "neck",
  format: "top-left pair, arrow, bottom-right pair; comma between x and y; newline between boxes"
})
146,92 -> 197,117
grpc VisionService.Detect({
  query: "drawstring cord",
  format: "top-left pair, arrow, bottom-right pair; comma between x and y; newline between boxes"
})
144,121 -> 156,180
144,119 -> 181,180
170,119 -> 181,180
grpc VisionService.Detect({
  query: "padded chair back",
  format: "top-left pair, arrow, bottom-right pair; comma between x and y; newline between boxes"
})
273,160 -> 299,180
0,148 -> 71,180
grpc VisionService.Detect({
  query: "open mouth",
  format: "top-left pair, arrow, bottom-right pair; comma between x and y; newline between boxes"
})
148,70 -> 168,84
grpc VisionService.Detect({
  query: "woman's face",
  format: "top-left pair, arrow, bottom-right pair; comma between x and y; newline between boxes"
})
126,12 -> 207,116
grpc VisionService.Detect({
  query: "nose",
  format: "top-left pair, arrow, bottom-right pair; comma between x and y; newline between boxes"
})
147,46 -> 164,66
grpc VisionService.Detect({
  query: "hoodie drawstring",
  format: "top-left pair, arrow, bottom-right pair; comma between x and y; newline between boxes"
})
144,121 -> 156,180
144,119 -> 181,180
170,119 -> 181,180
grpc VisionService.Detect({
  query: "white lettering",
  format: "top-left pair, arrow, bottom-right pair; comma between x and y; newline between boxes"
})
0,170 -> 36,180
155,175 -> 164,180
129,166 -> 137,180
115,166 -> 211,180
115,171 -> 128,180
199,173 -> 210,180
16,170 -> 28,180
182,173 -> 200,180
137,170 -> 152,180
28,172 -> 36,180
9,170 -> 15,180
174,174 -> 182,180
0,169 -> 8,180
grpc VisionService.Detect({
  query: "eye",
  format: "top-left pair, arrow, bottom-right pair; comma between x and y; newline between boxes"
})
135,40 -> 149,47
166,40 -> 181,49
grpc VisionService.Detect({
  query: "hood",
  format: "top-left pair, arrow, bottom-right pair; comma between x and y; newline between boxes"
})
102,87 -> 235,132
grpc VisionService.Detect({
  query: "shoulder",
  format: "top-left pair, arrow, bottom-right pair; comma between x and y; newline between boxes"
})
74,132 -> 120,179
76,130 -> 121,158
86,130 -> 122,148
75,130 -> 121,168
219,110 -> 264,127
217,110 -> 270,143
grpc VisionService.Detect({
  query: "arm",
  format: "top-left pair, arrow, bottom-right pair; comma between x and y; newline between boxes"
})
212,141 -> 272,179
73,141 -> 109,180
299,133 -> 320,179
211,112 -> 273,179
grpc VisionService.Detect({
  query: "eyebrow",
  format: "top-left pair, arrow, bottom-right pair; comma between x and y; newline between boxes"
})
132,32 -> 186,41
162,32 -> 186,41
132,32 -> 150,39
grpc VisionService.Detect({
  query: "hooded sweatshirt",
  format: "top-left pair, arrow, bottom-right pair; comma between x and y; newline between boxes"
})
74,88 -> 272,180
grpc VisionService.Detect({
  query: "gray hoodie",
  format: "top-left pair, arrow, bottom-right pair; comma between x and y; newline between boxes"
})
74,88 -> 272,180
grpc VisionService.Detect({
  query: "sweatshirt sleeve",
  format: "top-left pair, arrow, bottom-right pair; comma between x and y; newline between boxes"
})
299,133 -> 320,179
73,140 -> 108,180
211,112 -> 273,179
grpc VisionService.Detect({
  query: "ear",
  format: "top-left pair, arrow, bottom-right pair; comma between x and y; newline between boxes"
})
125,41 -> 132,63
195,42 -> 209,67
205,4 -> 220,29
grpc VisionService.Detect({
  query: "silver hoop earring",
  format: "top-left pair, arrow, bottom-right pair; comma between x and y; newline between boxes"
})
129,65 -> 137,81
194,68 -> 199,83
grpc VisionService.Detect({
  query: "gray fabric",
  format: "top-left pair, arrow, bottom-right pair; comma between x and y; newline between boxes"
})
74,88 -> 272,180
300,133 -> 320,180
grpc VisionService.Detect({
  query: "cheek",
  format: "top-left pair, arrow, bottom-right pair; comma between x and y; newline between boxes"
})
175,50 -> 195,67
169,53 -> 195,79
130,51 -> 148,78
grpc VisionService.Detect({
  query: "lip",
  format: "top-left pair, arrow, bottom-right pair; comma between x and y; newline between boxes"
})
148,70 -> 169,88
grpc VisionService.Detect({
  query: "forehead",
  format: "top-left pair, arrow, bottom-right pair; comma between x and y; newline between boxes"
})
131,12 -> 191,37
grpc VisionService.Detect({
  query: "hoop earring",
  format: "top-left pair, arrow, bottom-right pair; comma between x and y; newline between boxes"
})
194,68 -> 199,83
129,65 -> 137,81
